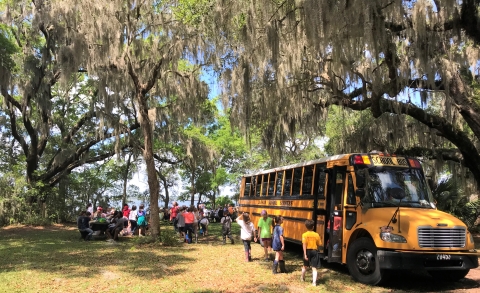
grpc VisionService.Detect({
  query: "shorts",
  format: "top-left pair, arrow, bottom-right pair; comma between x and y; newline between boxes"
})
303,249 -> 322,268
261,237 -> 272,243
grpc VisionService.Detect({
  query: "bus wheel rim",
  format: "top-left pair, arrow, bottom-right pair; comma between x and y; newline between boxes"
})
355,249 -> 375,275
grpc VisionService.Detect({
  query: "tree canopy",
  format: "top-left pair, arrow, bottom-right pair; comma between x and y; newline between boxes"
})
217,0 -> 480,188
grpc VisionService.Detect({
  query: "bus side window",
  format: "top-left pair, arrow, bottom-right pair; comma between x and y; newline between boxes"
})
346,175 -> 356,205
276,171 -> 284,196
256,175 -> 262,197
316,164 -> 327,199
284,169 -> 293,196
268,172 -> 276,196
244,177 -> 252,197
292,167 -> 302,195
261,174 -> 268,197
335,173 -> 343,206
250,176 -> 256,197
302,165 -> 314,195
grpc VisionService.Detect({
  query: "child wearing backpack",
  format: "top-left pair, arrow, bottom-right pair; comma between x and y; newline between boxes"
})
220,211 -> 234,244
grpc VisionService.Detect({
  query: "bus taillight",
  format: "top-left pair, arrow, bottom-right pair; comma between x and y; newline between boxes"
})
408,158 -> 421,168
353,155 -> 371,165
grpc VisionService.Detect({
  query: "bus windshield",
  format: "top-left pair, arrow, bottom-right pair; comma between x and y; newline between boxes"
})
363,167 -> 435,209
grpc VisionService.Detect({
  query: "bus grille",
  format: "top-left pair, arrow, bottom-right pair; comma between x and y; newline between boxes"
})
417,227 -> 466,248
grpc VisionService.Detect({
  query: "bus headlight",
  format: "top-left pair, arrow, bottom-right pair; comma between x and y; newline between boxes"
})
380,232 -> 407,243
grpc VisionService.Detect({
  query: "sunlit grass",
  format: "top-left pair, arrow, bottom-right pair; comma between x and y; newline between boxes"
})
0,223 -> 478,293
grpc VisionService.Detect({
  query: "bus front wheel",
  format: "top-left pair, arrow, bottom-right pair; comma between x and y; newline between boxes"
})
347,237 -> 383,285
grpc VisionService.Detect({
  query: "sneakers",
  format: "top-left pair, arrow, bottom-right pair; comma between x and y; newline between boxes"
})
311,282 -> 317,286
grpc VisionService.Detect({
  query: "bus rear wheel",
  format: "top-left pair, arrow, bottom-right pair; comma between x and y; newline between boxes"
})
427,269 -> 470,281
347,237 -> 383,285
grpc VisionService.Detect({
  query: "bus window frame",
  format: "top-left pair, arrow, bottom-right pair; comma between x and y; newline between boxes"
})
276,170 -> 284,196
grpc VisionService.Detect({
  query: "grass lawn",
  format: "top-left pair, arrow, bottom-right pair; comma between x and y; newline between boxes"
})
0,222 -> 479,293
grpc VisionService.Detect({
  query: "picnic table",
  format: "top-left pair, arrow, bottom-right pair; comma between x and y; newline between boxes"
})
90,221 -> 109,236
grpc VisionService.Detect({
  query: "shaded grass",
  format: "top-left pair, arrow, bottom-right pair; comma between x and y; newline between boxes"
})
0,223 -> 479,293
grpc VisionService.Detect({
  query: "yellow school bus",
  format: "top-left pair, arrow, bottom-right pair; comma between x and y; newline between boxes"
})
238,152 -> 479,285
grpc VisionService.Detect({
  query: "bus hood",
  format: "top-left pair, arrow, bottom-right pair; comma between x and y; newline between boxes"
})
361,207 -> 473,250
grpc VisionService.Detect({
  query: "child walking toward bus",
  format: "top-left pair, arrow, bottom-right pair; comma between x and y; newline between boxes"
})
220,211 -> 234,244
301,219 -> 323,286
236,212 -> 255,261
272,215 -> 285,274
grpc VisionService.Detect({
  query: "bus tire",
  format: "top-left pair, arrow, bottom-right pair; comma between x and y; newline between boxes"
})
347,237 -> 383,285
427,269 -> 469,281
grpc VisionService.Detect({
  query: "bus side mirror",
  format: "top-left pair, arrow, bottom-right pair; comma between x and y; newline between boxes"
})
356,170 -> 366,188
355,188 -> 365,199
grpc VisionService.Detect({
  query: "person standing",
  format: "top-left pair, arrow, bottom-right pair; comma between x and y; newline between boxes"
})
137,204 -> 147,236
220,211 -> 234,244
301,219 -> 322,286
272,215 -> 286,274
170,202 -> 179,232
128,205 -> 138,236
86,203 -> 93,215
183,206 -> 195,243
176,206 -> 186,238
257,210 -> 273,261
236,212 -> 256,262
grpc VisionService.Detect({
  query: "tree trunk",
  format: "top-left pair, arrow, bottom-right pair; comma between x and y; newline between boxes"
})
190,166 -> 195,207
136,93 -> 160,238
122,153 -> 132,206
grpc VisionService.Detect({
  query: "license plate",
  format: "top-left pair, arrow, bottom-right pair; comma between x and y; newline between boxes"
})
436,254 -> 451,260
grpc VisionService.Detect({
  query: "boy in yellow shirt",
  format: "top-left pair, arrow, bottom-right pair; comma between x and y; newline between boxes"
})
301,219 -> 322,286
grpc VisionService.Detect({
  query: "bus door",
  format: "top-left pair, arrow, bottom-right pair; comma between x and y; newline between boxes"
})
313,164 -> 327,255
327,165 -> 346,262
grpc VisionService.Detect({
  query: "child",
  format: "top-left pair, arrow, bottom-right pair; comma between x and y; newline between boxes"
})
220,211 -> 234,244
199,214 -> 209,236
301,219 -> 322,286
257,210 -> 273,261
236,212 -> 255,262
176,206 -> 186,238
137,204 -> 147,236
272,215 -> 285,273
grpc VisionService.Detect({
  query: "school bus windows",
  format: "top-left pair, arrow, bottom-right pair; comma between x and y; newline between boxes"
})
244,177 -> 252,197
302,165 -> 314,195
292,168 -> 302,195
284,169 -> 293,196
255,175 -> 262,197
268,172 -> 276,196
276,171 -> 284,196
316,163 -> 327,199
261,174 -> 268,196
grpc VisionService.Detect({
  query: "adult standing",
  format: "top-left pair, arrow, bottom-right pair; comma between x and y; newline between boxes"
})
183,206 -> 195,243
170,201 -> 179,232
257,210 -> 273,261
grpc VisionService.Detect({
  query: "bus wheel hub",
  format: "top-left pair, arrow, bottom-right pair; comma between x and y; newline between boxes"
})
356,249 -> 375,274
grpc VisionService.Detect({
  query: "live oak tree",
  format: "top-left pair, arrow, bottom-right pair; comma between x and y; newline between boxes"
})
216,0 -> 480,188
31,0 -> 226,237
0,1 -> 141,214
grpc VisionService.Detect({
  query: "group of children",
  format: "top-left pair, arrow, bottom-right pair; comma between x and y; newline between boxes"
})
236,210 -> 323,286
79,203 -> 147,242
170,203 -> 212,243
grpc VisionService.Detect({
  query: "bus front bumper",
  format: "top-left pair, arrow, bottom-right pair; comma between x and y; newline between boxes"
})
377,250 -> 479,270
